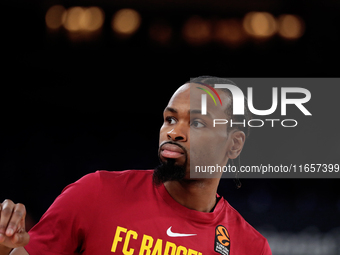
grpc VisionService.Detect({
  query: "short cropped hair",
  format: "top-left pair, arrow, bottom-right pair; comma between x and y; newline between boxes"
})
189,76 -> 252,138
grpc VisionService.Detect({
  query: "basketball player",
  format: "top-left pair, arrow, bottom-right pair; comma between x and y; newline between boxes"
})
0,77 -> 271,255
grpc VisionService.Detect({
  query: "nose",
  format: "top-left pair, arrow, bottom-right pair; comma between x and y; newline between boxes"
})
167,126 -> 187,142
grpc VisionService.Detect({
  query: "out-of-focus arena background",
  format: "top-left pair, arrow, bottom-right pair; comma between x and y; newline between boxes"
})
1,0 -> 340,254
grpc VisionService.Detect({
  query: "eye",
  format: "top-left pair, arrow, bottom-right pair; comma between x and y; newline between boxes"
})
191,120 -> 205,128
165,116 -> 177,125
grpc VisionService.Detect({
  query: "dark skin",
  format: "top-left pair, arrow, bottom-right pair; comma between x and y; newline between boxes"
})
159,83 -> 245,212
0,82 -> 246,254
0,200 -> 28,254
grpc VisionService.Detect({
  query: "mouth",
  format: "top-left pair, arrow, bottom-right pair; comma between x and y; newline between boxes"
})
160,142 -> 185,159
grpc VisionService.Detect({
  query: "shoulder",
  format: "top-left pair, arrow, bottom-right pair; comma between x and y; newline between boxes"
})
40,170 -> 155,218
94,169 -> 154,185
222,200 -> 271,255
74,169 -> 153,184
224,200 -> 265,237
75,169 -> 154,192
61,169 -> 154,197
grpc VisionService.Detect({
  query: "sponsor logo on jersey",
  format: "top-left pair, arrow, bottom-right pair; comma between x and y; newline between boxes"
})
166,226 -> 197,237
214,225 -> 230,255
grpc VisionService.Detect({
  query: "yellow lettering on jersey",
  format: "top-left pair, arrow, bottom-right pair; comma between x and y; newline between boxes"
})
187,249 -> 197,255
111,226 -> 127,252
123,230 -> 138,255
150,238 -> 163,255
139,234 -> 154,255
110,226 -> 202,255
164,241 -> 177,255
176,246 -> 187,255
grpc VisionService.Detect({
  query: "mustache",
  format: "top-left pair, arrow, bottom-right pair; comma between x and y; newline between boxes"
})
158,141 -> 188,158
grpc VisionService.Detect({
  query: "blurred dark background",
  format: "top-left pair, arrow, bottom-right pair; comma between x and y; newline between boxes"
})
1,0 -> 340,254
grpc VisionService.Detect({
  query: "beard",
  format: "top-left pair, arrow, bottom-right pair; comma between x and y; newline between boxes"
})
153,159 -> 186,185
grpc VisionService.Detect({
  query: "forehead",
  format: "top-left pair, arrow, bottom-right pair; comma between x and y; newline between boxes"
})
167,83 -> 231,116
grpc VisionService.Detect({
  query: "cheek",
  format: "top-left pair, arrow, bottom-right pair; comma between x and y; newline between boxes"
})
159,124 -> 168,142
190,128 -> 229,164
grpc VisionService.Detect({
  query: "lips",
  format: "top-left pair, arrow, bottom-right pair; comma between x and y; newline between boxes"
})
160,143 -> 185,159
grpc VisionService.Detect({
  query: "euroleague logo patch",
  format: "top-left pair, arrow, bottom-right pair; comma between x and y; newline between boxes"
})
214,225 -> 230,255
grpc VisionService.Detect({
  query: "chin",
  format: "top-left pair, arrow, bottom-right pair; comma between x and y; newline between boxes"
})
153,158 -> 187,185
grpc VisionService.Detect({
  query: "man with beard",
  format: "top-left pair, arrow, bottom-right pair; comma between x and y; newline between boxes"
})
0,77 -> 271,255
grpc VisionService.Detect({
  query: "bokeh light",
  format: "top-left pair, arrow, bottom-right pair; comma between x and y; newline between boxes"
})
243,12 -> 277,38
182,16 -> 212,45
214,19 -> 247,46
45,7 -> 304,44
60,6 -> 104,32
62,7 -> 85,32
82,7 -> 105,32
149,20 -> 173,45
278,14 -> 305,39
45,5 -> 66,30
111,9 -> 141,36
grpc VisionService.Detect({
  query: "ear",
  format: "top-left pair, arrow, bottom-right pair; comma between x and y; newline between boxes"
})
227,131 -> 246,159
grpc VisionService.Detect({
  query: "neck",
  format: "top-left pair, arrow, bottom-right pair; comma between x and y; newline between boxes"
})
164,178 -> 221,213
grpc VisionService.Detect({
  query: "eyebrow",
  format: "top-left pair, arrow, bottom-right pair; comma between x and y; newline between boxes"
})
164,107 -> 178,113
190,109 -> 213,118
164,107 -> 213,118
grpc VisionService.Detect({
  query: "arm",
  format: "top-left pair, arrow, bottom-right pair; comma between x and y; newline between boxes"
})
0,200 -> 30,255
1,172 -> 101,255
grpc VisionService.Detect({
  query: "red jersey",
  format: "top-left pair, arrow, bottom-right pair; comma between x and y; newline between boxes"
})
25,170 -> 271,255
